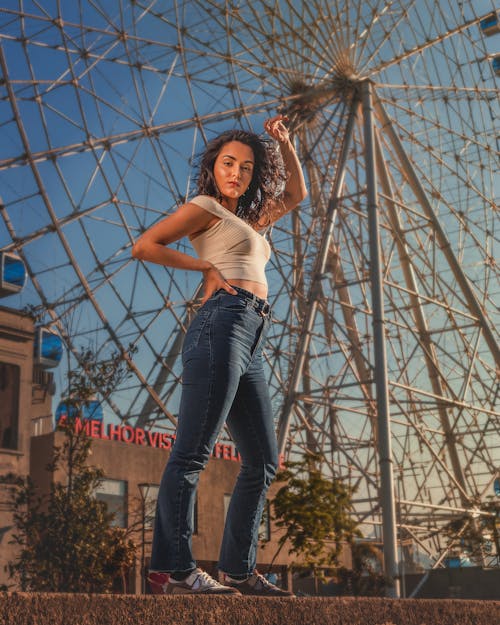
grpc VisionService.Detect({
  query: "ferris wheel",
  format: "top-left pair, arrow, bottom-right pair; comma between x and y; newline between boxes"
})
1,0 -> 499,585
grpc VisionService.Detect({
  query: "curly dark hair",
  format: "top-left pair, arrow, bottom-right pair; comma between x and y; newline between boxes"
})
196,129 -> 287,225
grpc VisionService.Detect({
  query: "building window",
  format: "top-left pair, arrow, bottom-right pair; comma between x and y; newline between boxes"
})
140,484 -> 159,530
224,494 -> 270,541
95,479 -> 128,528
0,362 -> 20,450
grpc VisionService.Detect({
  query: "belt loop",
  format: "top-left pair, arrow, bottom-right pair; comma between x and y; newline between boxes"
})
232,285 -> 270,316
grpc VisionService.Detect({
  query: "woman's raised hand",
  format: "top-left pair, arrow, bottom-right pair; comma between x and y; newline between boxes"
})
264,114 -> 290,144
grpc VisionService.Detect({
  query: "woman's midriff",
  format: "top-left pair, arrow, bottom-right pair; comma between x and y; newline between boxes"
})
229,278 -> 268,300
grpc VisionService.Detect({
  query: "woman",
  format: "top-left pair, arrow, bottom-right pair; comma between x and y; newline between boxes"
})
132,115 -> 307,595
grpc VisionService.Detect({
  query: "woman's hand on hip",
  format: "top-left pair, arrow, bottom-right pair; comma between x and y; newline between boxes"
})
201,265 -> 237,304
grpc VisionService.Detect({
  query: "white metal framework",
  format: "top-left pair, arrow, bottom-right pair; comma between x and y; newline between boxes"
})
1,0 -> 499,592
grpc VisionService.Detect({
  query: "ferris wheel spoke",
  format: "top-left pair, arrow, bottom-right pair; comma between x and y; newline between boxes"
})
376,82 -> 499,96
222,7 -> 329,85
354,0 -> 419,75
376,101 -> 496,227
381,129 -> 496,269
377,88 -> 497,158
369,10 -> 487,77
0,96 -> 290,170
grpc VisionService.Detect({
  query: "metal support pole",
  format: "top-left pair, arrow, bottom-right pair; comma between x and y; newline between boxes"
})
396,473 -> 406,598
141,500 -> 146,594
138,483 -> 150,594
361,80 -> 400,598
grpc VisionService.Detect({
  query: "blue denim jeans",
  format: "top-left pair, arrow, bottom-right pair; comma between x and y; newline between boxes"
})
150,286 -> 278,577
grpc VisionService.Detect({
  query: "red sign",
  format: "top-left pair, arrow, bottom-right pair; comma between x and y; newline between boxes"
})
57,417 -> 284,466
58,416 -> 174,449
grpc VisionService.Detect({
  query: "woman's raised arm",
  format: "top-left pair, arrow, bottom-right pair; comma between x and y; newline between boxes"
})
263,115 -> 308,225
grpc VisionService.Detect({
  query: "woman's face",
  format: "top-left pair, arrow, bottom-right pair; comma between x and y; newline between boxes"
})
213,140 -> 255,205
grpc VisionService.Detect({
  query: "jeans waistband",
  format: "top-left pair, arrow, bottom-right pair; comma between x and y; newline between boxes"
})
228,285 -> 271,316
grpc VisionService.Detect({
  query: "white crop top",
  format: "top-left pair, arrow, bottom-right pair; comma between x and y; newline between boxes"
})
189,195 -> 271,287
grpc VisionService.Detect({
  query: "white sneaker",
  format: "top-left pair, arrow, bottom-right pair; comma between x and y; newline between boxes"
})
148,568 -> 240,595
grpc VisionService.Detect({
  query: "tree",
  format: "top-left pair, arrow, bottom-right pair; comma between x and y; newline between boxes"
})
336,541 -> 387,596
441,497 -> 500,567
4,348 -> 137,592
268,452 -> 360,582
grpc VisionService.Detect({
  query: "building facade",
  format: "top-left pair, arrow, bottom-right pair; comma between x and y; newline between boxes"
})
0,306 -> 54,589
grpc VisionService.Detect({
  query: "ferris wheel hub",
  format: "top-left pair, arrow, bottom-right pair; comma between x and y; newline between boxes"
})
284,74 -> 365,123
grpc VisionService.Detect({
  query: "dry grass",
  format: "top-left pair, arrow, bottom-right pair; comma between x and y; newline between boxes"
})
1,593 -> 499,625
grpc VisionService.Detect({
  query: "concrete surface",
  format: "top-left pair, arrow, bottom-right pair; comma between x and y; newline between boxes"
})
1,592 -> 499,625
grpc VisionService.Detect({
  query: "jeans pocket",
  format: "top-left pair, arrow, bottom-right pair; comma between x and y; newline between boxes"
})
182,309 -> 211,358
